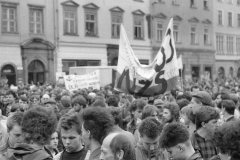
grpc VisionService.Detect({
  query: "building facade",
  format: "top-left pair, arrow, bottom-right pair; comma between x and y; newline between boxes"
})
213,0 -> 240,80
150,0 -> 215,81
56,0 -> 152,74
0,0 -> 56,85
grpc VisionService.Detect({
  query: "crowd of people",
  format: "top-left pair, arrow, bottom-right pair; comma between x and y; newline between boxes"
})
0,77 -> 239,160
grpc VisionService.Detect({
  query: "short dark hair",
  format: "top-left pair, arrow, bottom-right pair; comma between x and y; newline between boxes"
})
195,106 -> 220,129
71,95 -> 87,108
106,95 -> 119,107
81,107 -> 114,144
213,120 -> 240,156
221,100 -> 235,115
22,106 -> 57,146
129,99 -> 147,113
110,134 -> 136,160
159,123 -> 189,148
92,99 -> 106,108
163,102 -> 180,121
7,112 -> 24,132
177,99 -> 190,110
142,105 -> 159,120
110,107 -> 122,126
59,112 -> 82,135
138,117 -> 163,139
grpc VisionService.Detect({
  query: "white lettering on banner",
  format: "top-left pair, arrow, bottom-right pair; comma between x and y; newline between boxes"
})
64,70 -> 100,91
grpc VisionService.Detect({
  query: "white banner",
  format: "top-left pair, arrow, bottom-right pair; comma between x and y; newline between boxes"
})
115,18 -> 179,96
64,70 -> 100,91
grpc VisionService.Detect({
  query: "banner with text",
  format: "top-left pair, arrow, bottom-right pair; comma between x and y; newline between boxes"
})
114,18 -> 179,96
64,70 -> 100,91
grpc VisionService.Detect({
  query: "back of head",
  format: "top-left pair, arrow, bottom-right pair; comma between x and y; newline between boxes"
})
110,107 -> 123,126
92,99 -> 106,108
213,120 -> 240,156
177,99 -> 190,110
106,95 -> 119,107
22,106 -> 57,146
61,95 -> 71,108
139,117 -> 163,140
221,100 -> 236,115
110,133 -> 136,160
195,105 -> 220,129
159,123 -> 190,148
81,107 -> 114,144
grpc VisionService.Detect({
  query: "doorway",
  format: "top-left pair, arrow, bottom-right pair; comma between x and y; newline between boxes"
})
28,60 -> 45,84
1,64 -> 16,86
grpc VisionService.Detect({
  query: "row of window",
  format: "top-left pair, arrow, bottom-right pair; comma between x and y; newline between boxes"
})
1,3 -> 44,34
218,10 -> 240,27
155,0 -> 210,10
155,22 -> 210,46
218,0 -> 240,5
63,4 -> 146,39
216,34 -> 240,55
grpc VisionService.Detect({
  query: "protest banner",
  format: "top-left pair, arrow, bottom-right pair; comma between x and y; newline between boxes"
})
114,18 -> 179,96
64,70 -> 100,91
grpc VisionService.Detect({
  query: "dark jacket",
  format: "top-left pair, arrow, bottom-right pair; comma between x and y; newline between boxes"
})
7,143 -> 52,160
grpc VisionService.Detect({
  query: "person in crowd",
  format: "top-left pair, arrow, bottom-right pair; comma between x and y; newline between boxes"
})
44,131 -> 59,158
159,123 -> 203,160
220,100 -> 237,122
162,102 -> 180,124
191,91 -> 213,107
127,99 -> 146,134
191,105 -> 220,159
5,90 -> 16,116
141,105 -> 159,120
71,95 -> 87,113
92,99 -> 107,108
180,104 -> 198,135
211,120 -> 240,160
0,112 -> 24,155
106,95 -> 119,107
100,133 -> 136,160
81,107 -> 115,160
54,112 -> 88,160
8,106 -> 57,160
136,117 -> 167,160
59,95 -> 72,116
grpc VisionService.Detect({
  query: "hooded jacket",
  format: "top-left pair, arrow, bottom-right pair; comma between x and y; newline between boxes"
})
6,143 -> 52,160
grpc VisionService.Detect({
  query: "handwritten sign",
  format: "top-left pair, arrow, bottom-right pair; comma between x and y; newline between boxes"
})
64,70 -> 100,91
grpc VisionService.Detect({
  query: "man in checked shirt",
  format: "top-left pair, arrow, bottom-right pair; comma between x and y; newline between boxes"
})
191,105 -> 220,160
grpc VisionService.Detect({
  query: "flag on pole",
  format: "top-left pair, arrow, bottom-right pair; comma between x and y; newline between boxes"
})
114,18 -> 179,96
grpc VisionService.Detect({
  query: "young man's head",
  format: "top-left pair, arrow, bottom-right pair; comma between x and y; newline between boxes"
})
58,112 -> 83,153
162,102 -> 180,123
110,134 -> 136,160
71,95 -> 87,112
138,117 -> 163,154
22,106 -> 57,146
195,105 -> 220,135
141,105 -> 159,120
221,100 -> 235,116
159,123 -> 195,160
81,107 -> 114,147
7,112 -> 24,147
191,91 -> 213,106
